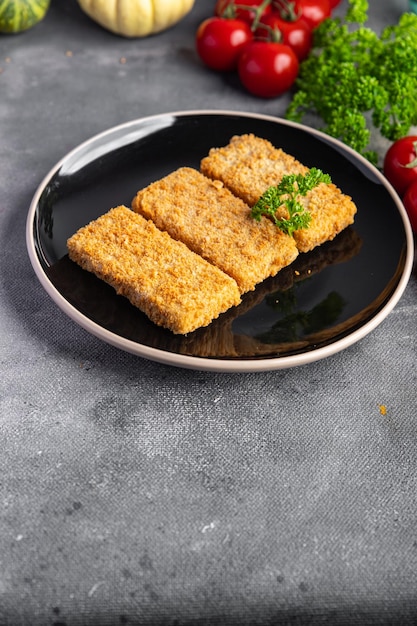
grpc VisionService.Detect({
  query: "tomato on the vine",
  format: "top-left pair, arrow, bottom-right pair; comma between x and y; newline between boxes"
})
255,13 -> 313,61
294,0 -> 331,29
383,136 -> 417,196
238,40 -> 299,98
214,0 -> 272,25
402,179 -> 417,233
196,17 -> 253,72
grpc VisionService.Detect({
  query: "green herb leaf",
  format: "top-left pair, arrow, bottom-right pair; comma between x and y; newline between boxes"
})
251,167 -> 331,236
285,0 -> 417,166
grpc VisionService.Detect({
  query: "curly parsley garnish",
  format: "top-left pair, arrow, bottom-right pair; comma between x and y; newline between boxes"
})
251,167 -> 331,236
285,0 -> 417,165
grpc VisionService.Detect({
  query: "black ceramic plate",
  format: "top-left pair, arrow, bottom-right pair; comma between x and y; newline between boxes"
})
26,111 -> 414,372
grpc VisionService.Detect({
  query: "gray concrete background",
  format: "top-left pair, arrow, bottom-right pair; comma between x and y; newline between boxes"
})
1,1 -> 417,624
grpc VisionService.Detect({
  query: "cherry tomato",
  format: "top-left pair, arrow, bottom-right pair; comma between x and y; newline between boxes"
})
294,0 -> 331,29
383,136 -> 417,196
328,0 -> 342,7
255,13 -> 313,61
402,179 -> 417,233
238,40 -> 299,98
214,0 -> 272,25
196,17 -> 253,72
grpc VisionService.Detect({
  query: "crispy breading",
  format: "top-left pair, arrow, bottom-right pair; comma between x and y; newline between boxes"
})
201,133 -> 309,206
294,181 -> 358,251
67,206 -> 241,335
131,167 -> 298,293
200,134 -> 357,252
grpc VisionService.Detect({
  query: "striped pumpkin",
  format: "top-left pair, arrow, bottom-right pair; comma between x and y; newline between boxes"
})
0,0 -> 50,33
77,0 -> 195,38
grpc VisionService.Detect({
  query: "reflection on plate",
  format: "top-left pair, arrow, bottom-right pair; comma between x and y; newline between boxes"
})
26,111 -> 414,372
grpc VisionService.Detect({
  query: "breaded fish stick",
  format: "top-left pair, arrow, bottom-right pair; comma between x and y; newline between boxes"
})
67,206 -> 241,335
201,133 -> 309,207
131,167 -> 298,293
200,134 -> 357,253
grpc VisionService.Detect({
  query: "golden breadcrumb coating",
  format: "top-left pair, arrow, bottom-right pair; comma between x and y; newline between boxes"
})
67,205 -> 241,335
200,133 -> 309,207
66,134 -> 359,337
200,134 -> 357,252
294,181 -> 358,252
132,167 -> 298,293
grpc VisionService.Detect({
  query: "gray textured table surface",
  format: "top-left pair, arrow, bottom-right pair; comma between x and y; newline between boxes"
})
1,1 -> 417,624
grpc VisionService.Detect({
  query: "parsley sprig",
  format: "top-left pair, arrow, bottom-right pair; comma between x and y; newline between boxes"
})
251,168 -> 331,236
285,0 -> 417,165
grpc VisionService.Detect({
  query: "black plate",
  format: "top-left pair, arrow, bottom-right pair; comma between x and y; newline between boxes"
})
26,111 -> 414,372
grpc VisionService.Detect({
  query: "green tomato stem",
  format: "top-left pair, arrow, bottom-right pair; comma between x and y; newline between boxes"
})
403,141 -> 417,169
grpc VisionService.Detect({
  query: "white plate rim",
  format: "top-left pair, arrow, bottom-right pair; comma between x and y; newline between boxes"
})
26,109 -> 415,373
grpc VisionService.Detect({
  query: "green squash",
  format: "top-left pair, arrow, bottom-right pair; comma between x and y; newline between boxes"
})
0,0 -> 50,33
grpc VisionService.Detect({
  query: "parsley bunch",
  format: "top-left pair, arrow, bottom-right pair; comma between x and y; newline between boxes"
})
285,0 -> 417,165
251,167 -> 331,236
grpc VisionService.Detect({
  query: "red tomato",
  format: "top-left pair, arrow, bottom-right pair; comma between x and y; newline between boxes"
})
294,0 -> 331,29
402,179 -> 417,233
196,17 -> 253,72
214,0 -> 272,25
238,40 -> 299,98
383,136 -> 417,196
328,0 -> 342,7
255,13 -> 313,61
